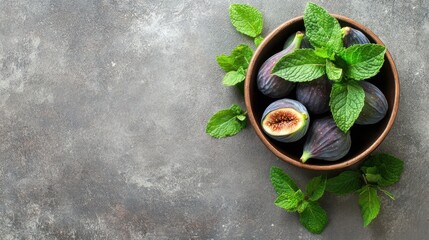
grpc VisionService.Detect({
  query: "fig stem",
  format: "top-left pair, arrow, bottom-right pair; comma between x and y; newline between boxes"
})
291,32 -> 304,51
300,151 -> 312,163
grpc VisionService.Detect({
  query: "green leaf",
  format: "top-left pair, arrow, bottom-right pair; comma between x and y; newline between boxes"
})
304,2 -> 343,55
223,68 -> 246,86
297,200 -> 309,213
229,4 -> 263,38
216,44 -> 253,72
358,185 -> 381,227
270,167 -> 299,195
299,201 -> 328,234
326,171 -> 363,195
362,154 -> 404,187
378,187 -> 395,200
306,175 -> 327,201
326,60 -> 343,81
275,189 -> 305,212
365,173 -> 382,183
254,35 -> 264,47
206,104 -> 246,138
340,44 -> 386,80
329,81 -> 365,132
272,49 -> 326,82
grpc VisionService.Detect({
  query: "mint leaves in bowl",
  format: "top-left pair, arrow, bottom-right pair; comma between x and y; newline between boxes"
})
245,3 -> 399,170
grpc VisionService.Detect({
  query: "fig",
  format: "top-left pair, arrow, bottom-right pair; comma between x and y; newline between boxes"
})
257,32 -> 303,98
296,76 -> 332,114
356,81 -> 388,125
261,99 -> 309,143
342,27 -> 371,47
300,117 -> 351,162
283,32 -> 312,49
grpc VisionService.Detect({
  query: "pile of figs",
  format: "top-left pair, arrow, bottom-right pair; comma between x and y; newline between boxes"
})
258,28 -> 388,163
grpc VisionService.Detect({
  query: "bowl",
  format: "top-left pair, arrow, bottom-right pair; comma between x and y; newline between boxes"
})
244,15 -> 399,170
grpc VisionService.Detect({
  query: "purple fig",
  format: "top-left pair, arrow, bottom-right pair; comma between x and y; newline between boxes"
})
257,32 -> 304,98
342,27 -> 371,47
261,99 -> 309,143
296,76 -> 332,114
356,81 -> 388,125
301,117 -> 351,162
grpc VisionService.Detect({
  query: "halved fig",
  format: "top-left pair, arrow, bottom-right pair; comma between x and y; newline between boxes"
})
261,99 -> 309,143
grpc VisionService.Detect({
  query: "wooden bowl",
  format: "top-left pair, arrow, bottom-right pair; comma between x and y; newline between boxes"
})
244,15 -> 399,170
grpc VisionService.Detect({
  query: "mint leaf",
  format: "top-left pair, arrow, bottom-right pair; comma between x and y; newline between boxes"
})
326,171 -> 363,195
299,201 -> 328,234
329,81 -> 365,132
223,68 -> 245,86
378,187 -> 395,200
326,60 -> 343,81
297,200 -> 309,213
362,154 -> 404,187
270,167 -> 299,195
340,44 -> 386,80
275,189 -> 305,212
272,49 -> 326,82
206,104 -> 246,138
306,175 -> 327,201
358,185 -> 380,227
365,173 -> 382,183
216,44 -> 253,72
254,35 -> 264,47
229,4 -> 263,38
216,54 -> 236,72
304,2 -> 343,55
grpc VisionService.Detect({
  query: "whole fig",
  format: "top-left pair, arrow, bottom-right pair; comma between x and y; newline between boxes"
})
342,27 -> 371,47
283,32 -> 312,49
257,32 -> 303,98
261,99 -> 309,143
301,117 -> 351,162
296,76 -> 332,114
356,81 -> 388,125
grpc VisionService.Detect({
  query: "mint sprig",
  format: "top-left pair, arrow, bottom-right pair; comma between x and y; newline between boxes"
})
326,153 -> 404,226
270,167 -> 328,234
208,4 -> 265,139
272,2 -> 387,132
206,104 -> 246,138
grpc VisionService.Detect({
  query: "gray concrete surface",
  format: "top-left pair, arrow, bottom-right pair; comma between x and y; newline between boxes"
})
0,0 -> 428,239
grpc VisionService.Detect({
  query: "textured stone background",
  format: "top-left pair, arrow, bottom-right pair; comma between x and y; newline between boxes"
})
0,0 -> 428,239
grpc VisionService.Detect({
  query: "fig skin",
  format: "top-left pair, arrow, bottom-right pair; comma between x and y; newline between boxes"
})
296,76 -> 332,114
342,27 -> 371,47
301,117 -> 351,162
261,99 -> 310,143
356,81 -> 388,125
257,32 -> 303,98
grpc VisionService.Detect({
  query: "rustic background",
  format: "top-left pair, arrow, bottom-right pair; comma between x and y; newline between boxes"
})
0,0 -> 428,239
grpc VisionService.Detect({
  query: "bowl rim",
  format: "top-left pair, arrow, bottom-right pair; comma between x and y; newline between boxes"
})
244,14 -> 400,170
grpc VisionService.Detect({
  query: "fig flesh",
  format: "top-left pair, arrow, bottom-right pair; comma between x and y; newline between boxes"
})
342,27 -> 371,47
257,32 -> 303,98
296,76 -> 332,114
301,117 -> 351,162
356,81 -> 388,125
261,99 -> 309,143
